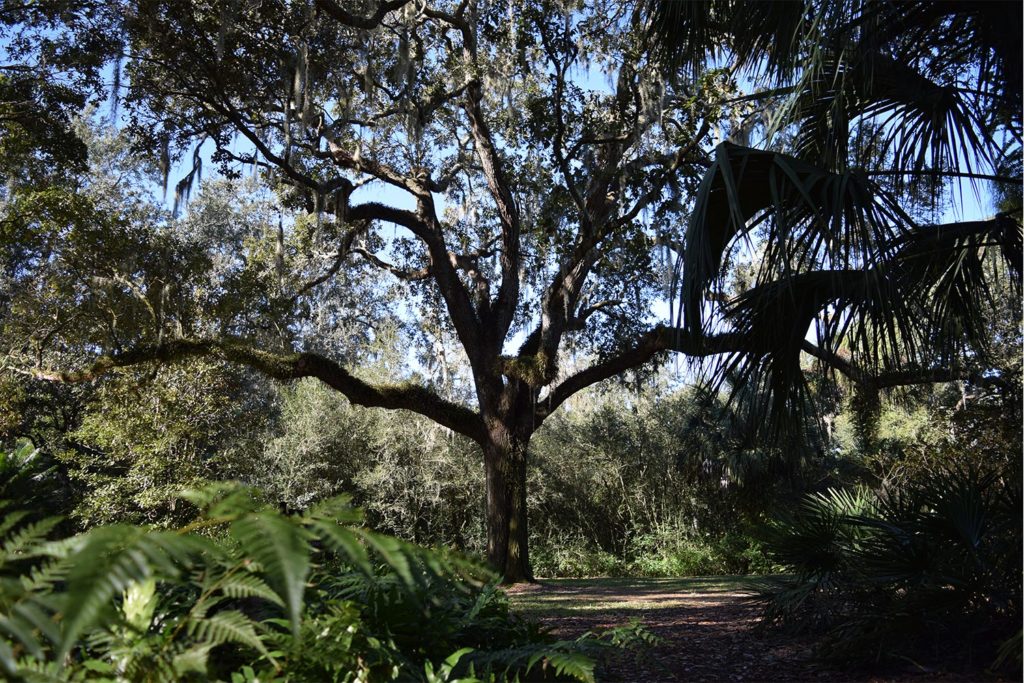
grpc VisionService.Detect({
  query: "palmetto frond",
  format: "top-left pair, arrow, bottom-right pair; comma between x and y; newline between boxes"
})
759,468 -> 1022,661
710,215 -> 1020,424
713,270 -> 891,431
647,0 -> 1022,113
655,0 -> 1022,432
871,0 -> 1023,108
646,0 -> 811,82
785,51 -> 997,179
681,142 -> 909,332
885,215 -> 1022,351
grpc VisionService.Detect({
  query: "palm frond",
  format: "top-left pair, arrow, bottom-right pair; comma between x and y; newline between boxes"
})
645,0 -> 814,83
702,213 -> 1020,429
870,0 -> 1023,108
681,142 -> 909,332
713,269 -> 893,431
884,215 -> 1022,359
782,50 -> 997,180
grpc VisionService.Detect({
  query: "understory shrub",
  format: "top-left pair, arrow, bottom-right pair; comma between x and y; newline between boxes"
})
626,530 -> 720,577
628,529 -> 775,577
758,467 -> 1022,672
530,534 -> 629,578
530,526 -> 774,579
0,484 -> 631,682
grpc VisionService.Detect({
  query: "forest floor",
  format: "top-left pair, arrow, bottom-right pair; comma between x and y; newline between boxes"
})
506,577 -> 998,683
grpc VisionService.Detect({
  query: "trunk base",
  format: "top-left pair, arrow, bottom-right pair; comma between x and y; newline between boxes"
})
484,435 -> 533,583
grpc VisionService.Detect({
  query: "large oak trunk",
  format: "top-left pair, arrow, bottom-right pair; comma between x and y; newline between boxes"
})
483,433 -> 533,583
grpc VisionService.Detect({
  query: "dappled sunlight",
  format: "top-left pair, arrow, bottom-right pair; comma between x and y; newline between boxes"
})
1,0 -> 1018,679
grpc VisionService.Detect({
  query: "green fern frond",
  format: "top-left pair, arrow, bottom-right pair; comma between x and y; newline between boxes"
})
350,529 -> 415,588
187,610 -> 267,655
230,513 -> 311,639
306,494 -> 364,526
459,582 -> 501,627
307,521 -> 373,577
0,639 -> 16,679
179,482 -> 263,520
1,517 -> 64,562
20,555 -> 72,593
0,512 -> 30,547
58,528 -> 204,659
218,572 -> 285,606
0,613 -> 46,660
533,650 -> 596,683
172,642 -> 214,677
464,642 -> 597,683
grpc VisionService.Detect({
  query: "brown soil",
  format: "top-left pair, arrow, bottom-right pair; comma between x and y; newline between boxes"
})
505,579 -> 998,683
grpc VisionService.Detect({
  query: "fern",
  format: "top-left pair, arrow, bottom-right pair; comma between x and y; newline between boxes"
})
531,650 -> 596,683
58,528 -> 204,659
171,642 -> 214,677
186,610 -> 268,655
459,581 -> 501,628
306,519 -> 373,576
0,512 -> 30,550
18,554 -> 72,594
230,513 -> 310,639
462,641 -> 596,683
0,485 -> 577,681
0,517 -> 63,562
306,494 -> 364,526
218,572 -> 285,606
351,529 -> 415,588
179,483 -> 262,521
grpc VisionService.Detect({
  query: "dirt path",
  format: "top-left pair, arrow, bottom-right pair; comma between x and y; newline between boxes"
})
506,577 -> 981,683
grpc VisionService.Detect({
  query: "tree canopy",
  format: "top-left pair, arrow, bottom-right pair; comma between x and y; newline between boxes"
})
1,0 -> 1019,582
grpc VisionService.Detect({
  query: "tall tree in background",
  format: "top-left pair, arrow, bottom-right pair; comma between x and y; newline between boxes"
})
1,0 -> 1019,582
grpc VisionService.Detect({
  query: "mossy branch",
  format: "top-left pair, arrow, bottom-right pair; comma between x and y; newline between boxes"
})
18,337 -> 487,443
497,352 -> 557,387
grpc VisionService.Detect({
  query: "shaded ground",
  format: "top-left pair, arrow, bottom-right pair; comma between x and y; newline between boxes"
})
506,577 -> 993,683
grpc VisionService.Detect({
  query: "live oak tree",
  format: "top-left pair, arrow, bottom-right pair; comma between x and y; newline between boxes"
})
4,0 -> 733,582
2,0 -> 1020,582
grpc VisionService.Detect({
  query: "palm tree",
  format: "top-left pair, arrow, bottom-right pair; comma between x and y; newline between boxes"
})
648,0 -> 1022,429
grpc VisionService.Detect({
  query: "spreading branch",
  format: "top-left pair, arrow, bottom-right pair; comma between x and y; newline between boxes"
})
15,338 -> 487,443
314,0 -> 411,30
801,341 -> 977,389
537,328 -> 746,422
347,201 -> 484,360
352,247 -> 432,281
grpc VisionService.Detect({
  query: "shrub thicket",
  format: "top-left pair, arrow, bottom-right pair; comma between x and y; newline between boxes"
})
758,467 -> 1022,672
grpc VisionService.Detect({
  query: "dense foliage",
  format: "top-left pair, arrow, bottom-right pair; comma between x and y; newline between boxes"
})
0,482 -> 651,682
3,0 -> 1017,582
759,468 -> 1021,672
0,0 -> 1020,677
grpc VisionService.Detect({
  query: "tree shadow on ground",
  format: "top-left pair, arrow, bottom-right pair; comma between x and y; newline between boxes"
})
507,577 -> 1003,682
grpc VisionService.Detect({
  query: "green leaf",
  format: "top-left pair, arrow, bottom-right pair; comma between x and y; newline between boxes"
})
230,513 -> 310,639
524,649 -> 596,683
352,528 -> 414,587
188,610 -> 267,655
219,572 -> 285,606
57,528 -> 201,660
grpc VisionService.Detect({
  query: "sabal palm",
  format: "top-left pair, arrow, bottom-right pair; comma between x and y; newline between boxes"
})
649,0 -> 1022,425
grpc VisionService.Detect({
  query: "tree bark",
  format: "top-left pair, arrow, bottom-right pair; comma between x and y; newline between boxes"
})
483,428 -> 533,583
